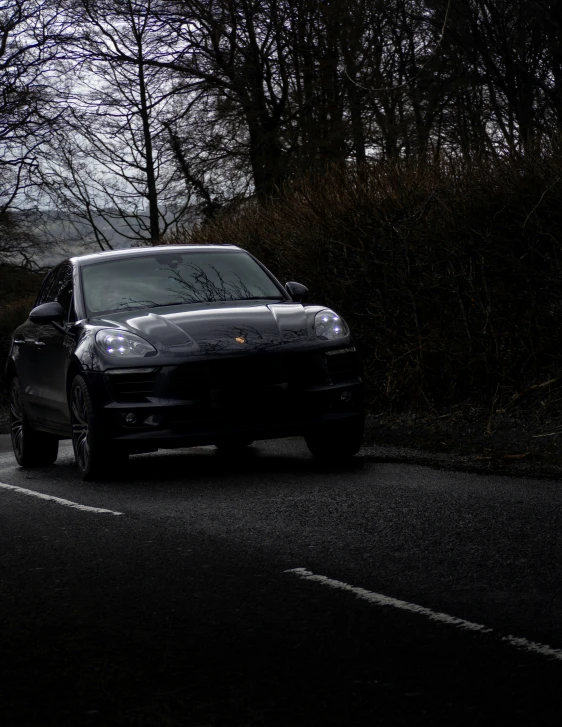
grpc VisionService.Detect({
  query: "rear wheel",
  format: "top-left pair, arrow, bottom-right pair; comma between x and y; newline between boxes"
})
10,377 -> 59,467
305,416 -> 364,463
70,375 -> 127,481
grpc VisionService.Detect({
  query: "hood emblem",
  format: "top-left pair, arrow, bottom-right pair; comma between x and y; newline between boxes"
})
235,336 -> 246,344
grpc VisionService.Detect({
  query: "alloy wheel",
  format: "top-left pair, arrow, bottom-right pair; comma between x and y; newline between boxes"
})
71,384 -> 89,472
10,381 -> 24,460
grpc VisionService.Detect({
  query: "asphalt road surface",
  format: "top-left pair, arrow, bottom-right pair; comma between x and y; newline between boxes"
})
1,434 -> 561,726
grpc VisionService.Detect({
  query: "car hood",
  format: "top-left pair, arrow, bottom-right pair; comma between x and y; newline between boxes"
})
92,300 -> 312,355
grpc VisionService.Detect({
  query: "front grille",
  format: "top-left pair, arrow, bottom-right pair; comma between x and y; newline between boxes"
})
324,351 -> 360,383
168,352 -> 325,399
106,369 -> 160,402
169,356 -> 285,398
283,352 -> 324,386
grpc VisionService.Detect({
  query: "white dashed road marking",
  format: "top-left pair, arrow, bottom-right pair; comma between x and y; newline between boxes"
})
286,567 -> 562,662
0,481 -> 123,515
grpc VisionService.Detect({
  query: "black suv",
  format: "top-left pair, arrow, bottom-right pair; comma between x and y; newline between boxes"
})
6,245 -> 363,479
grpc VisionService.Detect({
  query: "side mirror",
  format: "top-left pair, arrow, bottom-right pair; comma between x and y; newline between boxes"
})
285,281 -> 309,302
29,301 -> 65,324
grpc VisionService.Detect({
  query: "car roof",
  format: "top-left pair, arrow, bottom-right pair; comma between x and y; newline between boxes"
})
70,244 -> 243,267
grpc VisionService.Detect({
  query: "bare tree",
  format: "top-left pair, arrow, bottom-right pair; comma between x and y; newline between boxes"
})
149,0 -> 296,200
6,0 -> 562,243
38,0 -> 195,247
0,0 -> 72,260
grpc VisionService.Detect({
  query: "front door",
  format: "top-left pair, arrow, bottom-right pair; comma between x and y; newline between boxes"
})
34,264 -> 76,431
15,267 -> 60,422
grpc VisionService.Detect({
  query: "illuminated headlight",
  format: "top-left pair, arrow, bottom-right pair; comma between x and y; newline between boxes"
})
95,330 -> 156,357
314,310 -> 349,340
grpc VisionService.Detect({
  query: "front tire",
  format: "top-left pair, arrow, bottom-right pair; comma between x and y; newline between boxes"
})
10,377 -> 59,467
305,416 -> 364,463
70,375 -> 127,481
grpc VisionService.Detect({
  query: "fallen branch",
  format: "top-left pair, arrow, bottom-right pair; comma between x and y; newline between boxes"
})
506,377 -> 562,410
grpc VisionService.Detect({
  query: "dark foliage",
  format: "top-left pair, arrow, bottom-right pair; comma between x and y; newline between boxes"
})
180,150 -> 562,410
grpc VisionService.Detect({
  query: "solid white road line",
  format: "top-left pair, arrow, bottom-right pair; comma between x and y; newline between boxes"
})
0,481 -> 123,515
285,567 -> 562,663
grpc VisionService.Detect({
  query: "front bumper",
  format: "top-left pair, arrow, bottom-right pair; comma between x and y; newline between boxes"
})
83,349 -> 364,451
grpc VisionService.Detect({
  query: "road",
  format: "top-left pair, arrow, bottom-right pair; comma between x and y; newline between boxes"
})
1,435 -> 561,726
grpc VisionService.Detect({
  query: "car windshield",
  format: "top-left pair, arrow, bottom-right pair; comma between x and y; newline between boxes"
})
81,250 -> 284,315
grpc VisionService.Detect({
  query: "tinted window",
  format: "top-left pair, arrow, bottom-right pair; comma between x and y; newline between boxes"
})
54,265 -> 74,321
36,269 -> 59,305
35,264 -> 74,320
81,252 -> 283,315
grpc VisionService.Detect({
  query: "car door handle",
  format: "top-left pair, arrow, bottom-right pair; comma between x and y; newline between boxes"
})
34,341 -> 46,347
13,339 -> 26,345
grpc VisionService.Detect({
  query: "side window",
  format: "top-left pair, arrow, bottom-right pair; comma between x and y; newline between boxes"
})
54,265 -> 75,321
35,268 -> 60,306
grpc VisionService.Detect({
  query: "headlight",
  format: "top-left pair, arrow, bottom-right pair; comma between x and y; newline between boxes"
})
314,309 -> 348,340
95,329 -> 156,357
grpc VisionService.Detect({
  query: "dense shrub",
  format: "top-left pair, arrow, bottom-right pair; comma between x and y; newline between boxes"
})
169,151 -> 562,410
